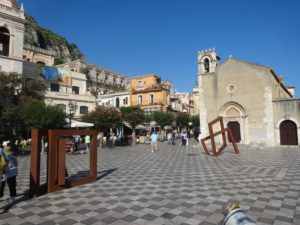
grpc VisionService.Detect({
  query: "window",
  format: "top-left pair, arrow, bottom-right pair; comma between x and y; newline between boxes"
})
0,27 -> 10,56
116,97 -> 120,108
123,97 -> 128,105
80,106 -> 88,114
72,86 -> 80,94
57,104 -> 66,113
138,80 -> 143,88
204,58 -> 210,73
50,83 -> 60,92
166,93 -> 170,105
138,95 -> 142,105
149,94 -> 154,104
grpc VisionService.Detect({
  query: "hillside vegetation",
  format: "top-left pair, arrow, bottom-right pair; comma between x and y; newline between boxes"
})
24,14 -> 84,65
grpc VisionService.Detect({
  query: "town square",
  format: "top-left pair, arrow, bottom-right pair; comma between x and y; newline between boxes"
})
1,0 -> 300,224
1,142 -> 300,225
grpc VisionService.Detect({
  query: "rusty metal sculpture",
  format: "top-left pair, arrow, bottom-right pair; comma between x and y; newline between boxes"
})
30,129 -> 97,197
201,117 -> 239,156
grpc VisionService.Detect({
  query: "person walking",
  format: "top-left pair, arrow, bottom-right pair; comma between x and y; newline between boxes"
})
0,145 -> 8,181
0,146 -> 18,205
73,134 -> 81,152
172,130 -> 176,145
84,135 -> 91,153
181,131 -> 188,146
167,132 -> 172,145
150,132 -> 158,152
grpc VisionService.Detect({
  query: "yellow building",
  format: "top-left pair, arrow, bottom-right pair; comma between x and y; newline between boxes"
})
130,74 -> 171,115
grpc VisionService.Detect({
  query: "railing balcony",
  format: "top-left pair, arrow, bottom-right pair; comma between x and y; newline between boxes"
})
131,101 -> 165,106
131,84 -> 170,93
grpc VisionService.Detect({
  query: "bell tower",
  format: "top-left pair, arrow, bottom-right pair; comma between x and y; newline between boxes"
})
197,48 -> 220,139
0,0 -> 25,73
198,48 -> 219,75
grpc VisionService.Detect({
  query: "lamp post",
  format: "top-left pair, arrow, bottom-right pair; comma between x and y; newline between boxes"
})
68,100 -> 78,127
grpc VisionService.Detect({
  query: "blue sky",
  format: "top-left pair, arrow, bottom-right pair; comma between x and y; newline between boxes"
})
21,0 -> 300,96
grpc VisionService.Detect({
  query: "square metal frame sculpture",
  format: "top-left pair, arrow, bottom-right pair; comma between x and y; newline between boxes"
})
30,129 -> 97,197
201,117 -> 239,156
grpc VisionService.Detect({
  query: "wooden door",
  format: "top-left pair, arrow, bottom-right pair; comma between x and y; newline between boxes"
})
280,120 -> 298,145
227,121 -> 241,143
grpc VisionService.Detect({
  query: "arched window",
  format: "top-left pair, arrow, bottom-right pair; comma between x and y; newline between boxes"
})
0,27 -> 10,56
80,106 -> 88,114
36,61 -> 46,66
204,58 -> 210,73
57,104 -> 66,113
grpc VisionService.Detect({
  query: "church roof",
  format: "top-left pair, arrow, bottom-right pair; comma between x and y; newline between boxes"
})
221,57 -> 292,97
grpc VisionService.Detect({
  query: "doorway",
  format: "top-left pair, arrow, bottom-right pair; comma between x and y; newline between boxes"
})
280,120 -> 298,145
227,121 -> 241,143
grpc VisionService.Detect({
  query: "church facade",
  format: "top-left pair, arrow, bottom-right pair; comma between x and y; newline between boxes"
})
198,49 -> 300,146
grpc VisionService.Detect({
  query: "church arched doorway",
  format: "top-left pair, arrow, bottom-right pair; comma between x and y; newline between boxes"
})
227,121 -> 241,143
0,27 -> 10,56
280,120 -> 298,145
219,102 -> 247,144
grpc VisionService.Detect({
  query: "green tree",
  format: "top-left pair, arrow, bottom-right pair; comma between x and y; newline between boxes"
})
153,111 -> 174,128
190,114 -> 200,127
120,106 -> 145,144
176,113 -> 190,131
21,102 -> 67,129
120,106 -> 145,130
81,106 -> 122,134
0,72 -> 47,146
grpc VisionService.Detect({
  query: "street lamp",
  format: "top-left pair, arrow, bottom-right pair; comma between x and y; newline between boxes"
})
68,100 -> 78,126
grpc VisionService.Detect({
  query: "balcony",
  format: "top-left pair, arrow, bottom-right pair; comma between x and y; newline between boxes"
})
131,84 -> 170,93
131,101 -> 165,107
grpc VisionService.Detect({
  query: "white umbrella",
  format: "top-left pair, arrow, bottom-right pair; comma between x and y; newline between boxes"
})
64,119 -> 94,128
135,124 -> 147,130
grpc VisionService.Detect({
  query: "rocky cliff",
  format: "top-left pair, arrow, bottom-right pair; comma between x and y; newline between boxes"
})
24,14 -> 84,65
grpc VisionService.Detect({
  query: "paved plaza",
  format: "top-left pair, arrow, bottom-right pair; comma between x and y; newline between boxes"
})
1,140 -> 300,225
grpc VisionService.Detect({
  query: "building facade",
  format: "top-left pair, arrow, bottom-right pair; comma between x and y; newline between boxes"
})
170,92 -> 194,115
57,60 -> 128,96
23,61 -> 96,118
23,44 -> 55,66
192,85 -> 200,115
130,74 -> 171,115
97,91 -> 130,108
198,48 -> 300,146
0,0 -> 24,74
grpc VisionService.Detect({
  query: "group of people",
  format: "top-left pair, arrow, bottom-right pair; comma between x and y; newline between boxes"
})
0,144 -> 18,207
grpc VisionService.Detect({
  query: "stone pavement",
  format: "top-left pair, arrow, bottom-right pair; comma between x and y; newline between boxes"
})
1,140 -> 300,225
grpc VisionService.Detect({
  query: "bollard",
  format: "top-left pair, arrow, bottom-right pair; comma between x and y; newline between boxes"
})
222,202 -> 256,225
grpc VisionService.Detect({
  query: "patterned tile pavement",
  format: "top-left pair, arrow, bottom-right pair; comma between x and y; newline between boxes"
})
1,140 -> 300,225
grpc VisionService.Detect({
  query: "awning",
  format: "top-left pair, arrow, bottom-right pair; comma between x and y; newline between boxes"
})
64,119 -> 94,128
122,121 -> 132,129
135,124 -> 147,130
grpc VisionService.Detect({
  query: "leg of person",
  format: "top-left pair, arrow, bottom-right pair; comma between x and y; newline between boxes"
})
155,142 -> 158,151
0,180 -> 5,198
7,176 -> 16,199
